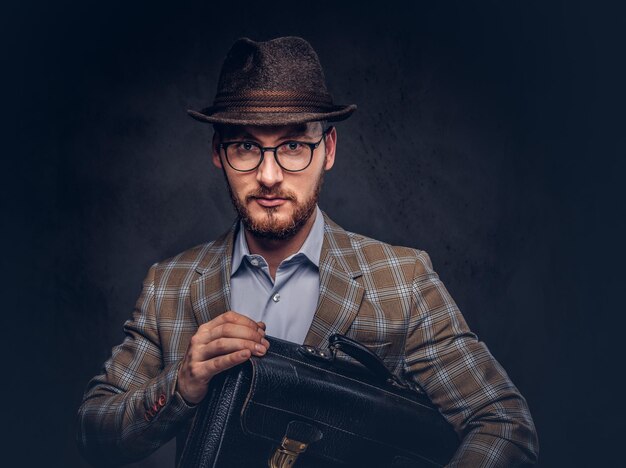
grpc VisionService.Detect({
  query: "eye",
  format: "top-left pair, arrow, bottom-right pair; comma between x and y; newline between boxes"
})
285,142 -> 303,152
234,142 -> 257,153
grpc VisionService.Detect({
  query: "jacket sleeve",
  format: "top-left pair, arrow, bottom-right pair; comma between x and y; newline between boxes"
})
76,264 -> 197,466
404,251 -> 539,467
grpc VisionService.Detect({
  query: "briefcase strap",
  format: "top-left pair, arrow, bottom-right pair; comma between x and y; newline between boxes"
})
330,334 -> 411,390
299,334 -> 413,391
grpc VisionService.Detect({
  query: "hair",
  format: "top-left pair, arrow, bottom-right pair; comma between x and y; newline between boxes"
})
212,123 -> 224,137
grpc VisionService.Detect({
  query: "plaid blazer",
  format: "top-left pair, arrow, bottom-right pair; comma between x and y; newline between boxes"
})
77,213 -> 538,467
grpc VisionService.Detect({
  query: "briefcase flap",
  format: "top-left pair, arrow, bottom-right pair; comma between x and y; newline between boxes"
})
240,339 -> 459,466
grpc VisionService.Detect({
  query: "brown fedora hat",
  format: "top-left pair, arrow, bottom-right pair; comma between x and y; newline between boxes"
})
187,36 -> 356,126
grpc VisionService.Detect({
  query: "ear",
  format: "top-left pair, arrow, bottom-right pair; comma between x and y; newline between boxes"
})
211,132 -> 223,169
323,126 -> 337,170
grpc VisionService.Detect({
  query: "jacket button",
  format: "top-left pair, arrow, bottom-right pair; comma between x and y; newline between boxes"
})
158,394 -> 167,407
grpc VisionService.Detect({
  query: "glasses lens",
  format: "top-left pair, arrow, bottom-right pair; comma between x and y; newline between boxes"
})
276,142 -> 312,171
226,142 -> 262,171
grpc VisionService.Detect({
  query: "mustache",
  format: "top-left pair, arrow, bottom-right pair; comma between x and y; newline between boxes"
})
246,187 -> 297,202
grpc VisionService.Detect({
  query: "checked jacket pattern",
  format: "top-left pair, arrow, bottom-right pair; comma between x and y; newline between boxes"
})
77,213 -> 539,466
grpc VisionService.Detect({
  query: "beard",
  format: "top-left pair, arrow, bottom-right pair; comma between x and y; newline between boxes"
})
224,167 -> 325,241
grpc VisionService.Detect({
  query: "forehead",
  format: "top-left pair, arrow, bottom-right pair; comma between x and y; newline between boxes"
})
217,122 -> 323,140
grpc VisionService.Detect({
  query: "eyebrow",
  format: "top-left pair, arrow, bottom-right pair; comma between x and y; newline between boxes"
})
222,125 -> 316,141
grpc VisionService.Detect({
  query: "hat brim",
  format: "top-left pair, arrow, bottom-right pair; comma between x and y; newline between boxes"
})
186,104 -> 356,126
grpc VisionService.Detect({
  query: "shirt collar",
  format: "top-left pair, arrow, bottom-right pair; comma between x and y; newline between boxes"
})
231,205 -> 325,276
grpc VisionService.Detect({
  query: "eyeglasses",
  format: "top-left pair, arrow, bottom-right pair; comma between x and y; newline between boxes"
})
218,127 -> 332,172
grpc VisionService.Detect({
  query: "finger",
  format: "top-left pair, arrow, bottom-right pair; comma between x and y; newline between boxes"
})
219,310 -> 260,330
198,311 -> 260,334
257,321 -> 266,331
190,324 -> 269,352
197,337 -> 268,361
208,348 -> 253,375
210,322 -> 267,343
194,316 -> 262,345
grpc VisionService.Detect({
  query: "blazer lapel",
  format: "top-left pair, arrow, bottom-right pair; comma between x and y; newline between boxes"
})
190,226 -> 236,326
304,214 -> 364,348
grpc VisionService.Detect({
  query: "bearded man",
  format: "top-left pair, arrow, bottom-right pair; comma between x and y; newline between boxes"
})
77,37 -> 539,467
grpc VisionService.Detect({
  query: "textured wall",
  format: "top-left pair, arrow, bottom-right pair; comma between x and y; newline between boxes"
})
4,1 -> 624,466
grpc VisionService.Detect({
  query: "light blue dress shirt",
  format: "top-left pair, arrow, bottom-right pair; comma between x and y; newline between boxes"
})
229,206 -> 324,344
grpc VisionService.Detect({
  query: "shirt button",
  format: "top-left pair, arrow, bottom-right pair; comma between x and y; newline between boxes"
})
250,258 -> 259,266
272,293 -> 281,303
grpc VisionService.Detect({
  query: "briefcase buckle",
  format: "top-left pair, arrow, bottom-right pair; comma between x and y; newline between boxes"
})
269,436 -> 308,468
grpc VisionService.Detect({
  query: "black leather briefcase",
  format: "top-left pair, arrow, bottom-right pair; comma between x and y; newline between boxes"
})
178,334 -> 459,468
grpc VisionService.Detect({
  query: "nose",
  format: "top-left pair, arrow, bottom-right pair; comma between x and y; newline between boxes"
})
256,150 -> 284,188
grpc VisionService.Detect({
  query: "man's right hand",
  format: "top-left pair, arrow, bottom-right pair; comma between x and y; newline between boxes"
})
176,310 -> 269,405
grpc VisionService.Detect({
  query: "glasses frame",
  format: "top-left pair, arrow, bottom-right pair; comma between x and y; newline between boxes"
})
218,127 -> 332,173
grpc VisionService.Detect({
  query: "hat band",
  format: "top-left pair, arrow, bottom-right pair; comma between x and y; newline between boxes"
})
212,90 -> 335,112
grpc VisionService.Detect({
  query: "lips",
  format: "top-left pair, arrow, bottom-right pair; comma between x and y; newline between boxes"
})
253,197 -> 288,208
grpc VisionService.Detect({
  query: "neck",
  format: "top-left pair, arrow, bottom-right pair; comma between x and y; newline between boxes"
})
244,210 -> 318,279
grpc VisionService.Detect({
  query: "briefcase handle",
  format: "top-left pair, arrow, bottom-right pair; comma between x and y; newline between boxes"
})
300,334 -> 412,391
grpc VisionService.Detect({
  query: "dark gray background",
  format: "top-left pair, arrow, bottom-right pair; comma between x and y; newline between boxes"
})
3,1 -> 624,466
